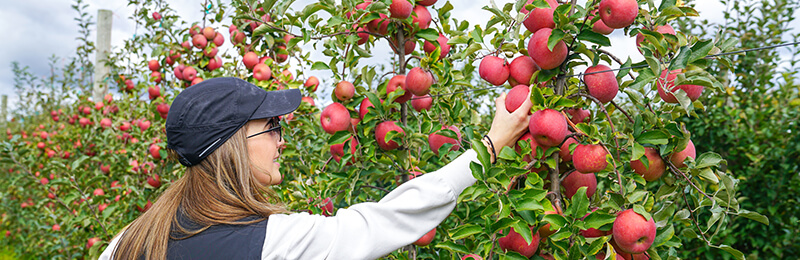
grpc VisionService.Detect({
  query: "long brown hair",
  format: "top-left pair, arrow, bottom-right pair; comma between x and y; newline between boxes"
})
111,121 -> 288,259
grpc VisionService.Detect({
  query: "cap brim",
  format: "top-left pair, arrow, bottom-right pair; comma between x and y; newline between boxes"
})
251,88 -> 302,120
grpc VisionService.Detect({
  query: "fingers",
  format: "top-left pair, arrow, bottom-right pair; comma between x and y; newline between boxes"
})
495,92 -> 508,114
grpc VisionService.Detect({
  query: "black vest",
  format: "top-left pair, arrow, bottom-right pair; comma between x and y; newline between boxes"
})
166,214 -> 268,260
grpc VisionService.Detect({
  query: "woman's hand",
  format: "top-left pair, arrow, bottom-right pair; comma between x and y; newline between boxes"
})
483,87 -> 533,162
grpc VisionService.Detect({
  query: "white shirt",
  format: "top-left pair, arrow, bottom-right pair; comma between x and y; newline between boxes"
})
100,149 -> 479,259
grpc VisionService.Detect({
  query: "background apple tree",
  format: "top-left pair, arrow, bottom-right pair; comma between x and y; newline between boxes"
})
0,0 -> 786,259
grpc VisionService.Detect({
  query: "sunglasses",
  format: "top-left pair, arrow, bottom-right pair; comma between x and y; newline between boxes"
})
247,119 -> 282,141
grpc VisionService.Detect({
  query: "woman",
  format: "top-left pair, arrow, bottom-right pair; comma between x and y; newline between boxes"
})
100,77 -> 532,259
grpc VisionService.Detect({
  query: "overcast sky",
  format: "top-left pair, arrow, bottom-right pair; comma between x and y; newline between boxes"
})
1,0 -> 798,112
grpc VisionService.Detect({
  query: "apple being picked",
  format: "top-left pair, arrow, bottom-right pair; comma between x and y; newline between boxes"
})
612,209 -> 656,254
498,226 -> 541,258
630,147 -> 666,181
528,108 -> 568,147
584,64 -> 619,104
505,85 -> 530,113
375,121 -> 404,150
320,103 -> 352,134
429,125 -> 462,156
413,228 -> 436,246
573,143 -> 609,173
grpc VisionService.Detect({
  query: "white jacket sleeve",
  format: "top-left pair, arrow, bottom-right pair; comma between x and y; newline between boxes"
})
261,149 -> 480,260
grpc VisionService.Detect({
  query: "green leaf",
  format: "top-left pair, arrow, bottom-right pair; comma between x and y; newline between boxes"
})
667,45 -> 692,71
658,0 -> 677,11
645,56 -> 661,77
737,210 -> 769,225
584,212 -> 616,229
695,152 -> 725,168
569,187 -> 590,217
300,3 -> 326,21
697,168 -> 719,184
434,241 -> 469,254
633,205 -> 652,221
587,236 -> 609,255
542,214 -> 568,230
327,131 -> 351,145
547,29 -> 566,51
311,61 -> 329,70
636,130 -> 669,145
627,190 -> 648,203
688,39 -> 714,63
416,28 -> 440,42
712,245 -> 745,260
471,139 -> 491,169
450,224 -> 483,240
631,142 -> 645,161
530,87 -> 545,106
511,220 -> 533,245
577,30 -> 611,46
252,24 -> 272,37
653,225 -> 674,247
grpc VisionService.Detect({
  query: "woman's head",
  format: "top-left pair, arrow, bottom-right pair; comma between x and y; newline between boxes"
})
244,117 -> 285,185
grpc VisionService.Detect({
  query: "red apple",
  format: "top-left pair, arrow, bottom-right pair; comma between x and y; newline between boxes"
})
559,136 -> 578,162
207,56 -> 222,71
301,97 -> 315,107
423,33 -> 450,60
275,45 -> 289,63
182,67 -> 197,82
330,136 -> 358,164
253,63 -> 273,81
406,67 -> 434,96
515,132 -> 547,172
413,228 -> 436,246
528,28 -> 568,70
40,177 -> 49,185
318,197 -> 335,216
93,188 -> 105,196
359,98 -> 376,120
411,5 -> 432,30
411,94 -> 433,112
657,69 -> 704,103
52,224 -> 61,231
149,143 -> 161,160
192,34 -> 208,49
670,139 -> 696,168
203,46 -> 218,58
320,103 -> 352,134
148,85 -> 161,100
590,10 -> 615,35
389,0 -> 413,19
631,147 -> 666,181
521,0 -> 558,34
386,75 -> 412,103
565,108 -> 591,124
243,51 -> 260,70
636,24 -> 676,48
305,76 -> 320,92
498,226 -> 541,258
612,209 -> 656,254
429,125 -> 462,156
148,60 -> 160,72
479,56 -> 509,86
368,13 -> 390,35
462,255 -> 482,260
231,30 -> 245,45
147,174 -> 161,188
573,143 -> 609,173
562,171 -> 597,199
598,0 -> 639,29
584,64 -> 619,103
152,12 -> 161,20
508,56 -> 538,86
505,85 -> 530,113
528,109 -> 568,147
86,237 -> 100,249
375,121 -> 404,150
150,71 -> 162,83
138,120 -> 151,131
335,80 -> 356,101
418,0 -> 437,6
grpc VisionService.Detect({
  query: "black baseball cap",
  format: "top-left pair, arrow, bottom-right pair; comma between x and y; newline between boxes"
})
166,77 -> 301,166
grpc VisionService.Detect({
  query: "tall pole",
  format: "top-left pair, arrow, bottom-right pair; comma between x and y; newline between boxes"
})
1,95 -> 7,124
92,9 -> 113,103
